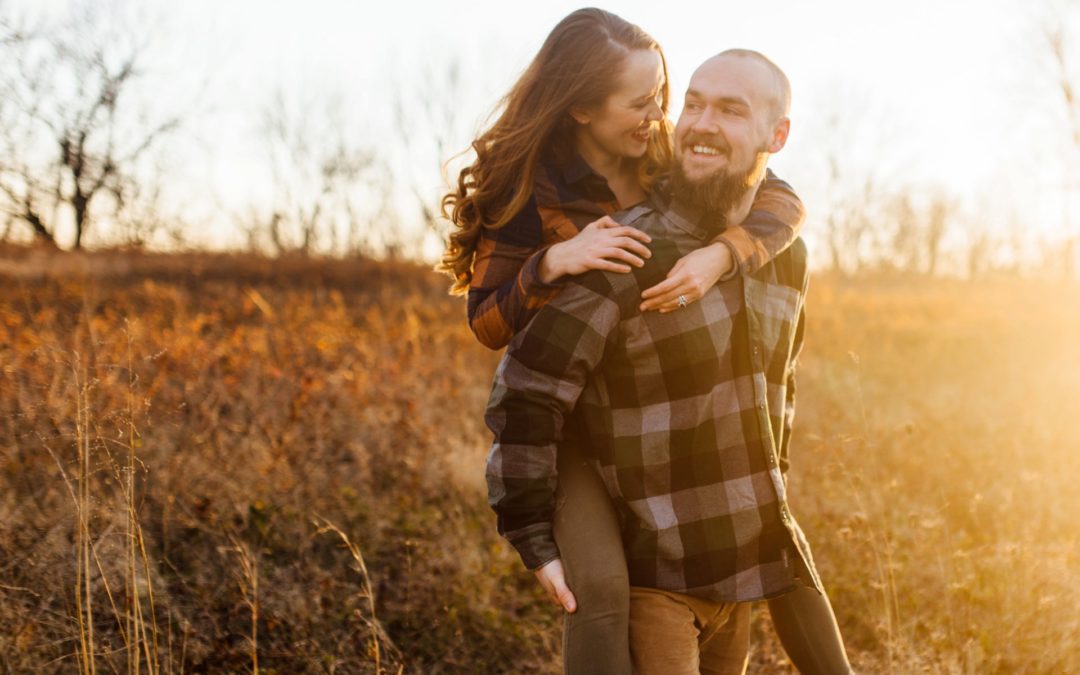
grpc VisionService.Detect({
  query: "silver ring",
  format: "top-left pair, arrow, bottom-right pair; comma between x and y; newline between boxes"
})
677,294 -> 688,308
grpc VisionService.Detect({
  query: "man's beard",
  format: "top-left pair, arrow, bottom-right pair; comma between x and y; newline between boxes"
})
670,144 -> 769,219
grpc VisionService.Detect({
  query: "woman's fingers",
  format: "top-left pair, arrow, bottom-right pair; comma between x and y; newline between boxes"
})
595,260 -> 634,273
599,247 -> 646,268
534,559 -> 577,613
642,290 -> 688,311
609,235 -> 652,260
610,225 -> 652,243
641,273 -> 682,300
641,275 -> 699,312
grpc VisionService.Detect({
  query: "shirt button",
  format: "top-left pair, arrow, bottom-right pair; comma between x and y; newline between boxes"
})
758,402 -> 765,409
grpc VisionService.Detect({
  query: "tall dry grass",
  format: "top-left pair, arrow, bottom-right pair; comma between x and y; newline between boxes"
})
0,250 -> 1077,673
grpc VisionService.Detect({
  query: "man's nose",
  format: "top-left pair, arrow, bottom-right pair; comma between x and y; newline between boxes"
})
690,108 -> 720,134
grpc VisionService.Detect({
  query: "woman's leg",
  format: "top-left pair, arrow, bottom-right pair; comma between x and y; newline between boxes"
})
766,580 -> 854,675
553,442 -> 632,675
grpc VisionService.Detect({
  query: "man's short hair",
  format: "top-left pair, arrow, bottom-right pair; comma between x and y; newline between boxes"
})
717,48 -> 791,121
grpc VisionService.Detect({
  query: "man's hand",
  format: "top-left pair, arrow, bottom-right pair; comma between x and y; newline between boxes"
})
640,242 -> 734,312
534,558 -> 577,613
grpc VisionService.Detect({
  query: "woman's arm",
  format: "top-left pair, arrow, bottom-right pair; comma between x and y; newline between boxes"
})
640,169 -> 805,312
714,168 -> 806,277
468,196 -> 563,350
469,200 -> 652,349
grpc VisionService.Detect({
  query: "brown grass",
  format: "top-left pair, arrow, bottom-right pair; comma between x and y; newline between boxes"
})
0,249 -> 1077,673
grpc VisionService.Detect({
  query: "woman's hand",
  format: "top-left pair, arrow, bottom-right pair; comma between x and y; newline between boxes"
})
640,242 -> 734,312
538,216 -> 652,283
534,558 -> 577,613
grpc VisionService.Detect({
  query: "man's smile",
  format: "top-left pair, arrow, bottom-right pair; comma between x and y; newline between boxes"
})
691,144 -> 725,156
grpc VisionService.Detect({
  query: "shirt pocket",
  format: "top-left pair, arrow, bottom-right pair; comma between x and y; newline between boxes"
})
743,276 -> 802,367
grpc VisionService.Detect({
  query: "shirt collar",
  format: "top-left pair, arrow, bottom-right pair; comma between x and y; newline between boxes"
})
558,153 -> 598,186
534,152 -> 618,210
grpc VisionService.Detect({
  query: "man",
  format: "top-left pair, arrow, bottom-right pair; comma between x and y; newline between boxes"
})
486,50 -> 828,672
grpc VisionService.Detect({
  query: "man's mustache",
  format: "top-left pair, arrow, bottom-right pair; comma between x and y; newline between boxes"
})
682,134 -> 731,156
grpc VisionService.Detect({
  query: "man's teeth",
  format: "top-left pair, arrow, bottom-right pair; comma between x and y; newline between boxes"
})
693,145 -> 721,156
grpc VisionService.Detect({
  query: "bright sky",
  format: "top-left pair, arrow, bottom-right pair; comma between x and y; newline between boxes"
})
8,0 -> 1078,264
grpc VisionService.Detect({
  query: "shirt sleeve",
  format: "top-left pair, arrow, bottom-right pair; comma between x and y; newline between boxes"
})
778,275 -> 809,476
467,195 -> 565,350
711,168 -> 806,281
484,272 -> 623,569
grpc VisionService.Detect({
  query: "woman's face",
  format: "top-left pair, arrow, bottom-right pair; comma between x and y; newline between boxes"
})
573,48 -> 665,162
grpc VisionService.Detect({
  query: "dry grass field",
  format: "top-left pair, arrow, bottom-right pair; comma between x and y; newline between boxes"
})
1,248 -> 1077,673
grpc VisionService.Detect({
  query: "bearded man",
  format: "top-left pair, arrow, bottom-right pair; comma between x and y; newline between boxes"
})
485,49 -> 852,673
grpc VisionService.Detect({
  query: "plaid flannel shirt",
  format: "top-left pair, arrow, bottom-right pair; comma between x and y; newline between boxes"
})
467,155 -> 805,349
485,184 -> 822,603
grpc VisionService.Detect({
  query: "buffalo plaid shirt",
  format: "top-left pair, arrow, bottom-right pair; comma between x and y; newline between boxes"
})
467,155 -> 805,349
485,183 -> 822,603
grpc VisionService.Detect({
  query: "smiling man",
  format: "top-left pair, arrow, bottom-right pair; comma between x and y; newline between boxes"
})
486,50 -> 848,673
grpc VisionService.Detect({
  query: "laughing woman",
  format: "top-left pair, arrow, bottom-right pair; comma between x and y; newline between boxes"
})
441,8 -> 851,674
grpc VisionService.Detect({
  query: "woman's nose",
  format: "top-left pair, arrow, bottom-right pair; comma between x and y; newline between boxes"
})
645,102 -> 663,122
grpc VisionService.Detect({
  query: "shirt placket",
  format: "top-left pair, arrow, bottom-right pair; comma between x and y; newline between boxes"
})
742,279 -> 785,498
743,276 -> 823,594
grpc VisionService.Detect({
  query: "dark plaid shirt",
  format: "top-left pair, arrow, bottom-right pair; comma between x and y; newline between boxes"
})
467,156 -> 805,349
485,184 -> 822,603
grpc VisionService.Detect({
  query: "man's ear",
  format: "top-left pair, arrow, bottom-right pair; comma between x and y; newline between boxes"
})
568,105 -> 591,126
768,117 -> 790,153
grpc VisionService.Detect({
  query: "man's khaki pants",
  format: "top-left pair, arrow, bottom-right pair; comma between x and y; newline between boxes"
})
629,586 -> 751,675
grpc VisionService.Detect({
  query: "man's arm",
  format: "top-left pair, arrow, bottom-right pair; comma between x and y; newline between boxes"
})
485,272 -> 623,569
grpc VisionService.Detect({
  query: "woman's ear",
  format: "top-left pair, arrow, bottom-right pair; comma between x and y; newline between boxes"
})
568,106 -> 591,126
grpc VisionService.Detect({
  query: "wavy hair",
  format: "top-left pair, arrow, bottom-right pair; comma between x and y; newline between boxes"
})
438,7 -> 672,295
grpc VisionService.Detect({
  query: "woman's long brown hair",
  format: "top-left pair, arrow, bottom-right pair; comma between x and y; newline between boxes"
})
438,7 -> 672,295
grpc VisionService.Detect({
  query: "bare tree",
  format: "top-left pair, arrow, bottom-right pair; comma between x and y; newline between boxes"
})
885,191 -> 920,274
798,88 -> 909,275
243,88 -> 376,256
1044,8 -> 1080,279
967,230 -> 993,281
0,3 -> 182,250
392,57 -> 480,255
923,192 -> 955,277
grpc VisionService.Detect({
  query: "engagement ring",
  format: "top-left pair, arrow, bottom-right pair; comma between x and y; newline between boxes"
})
677,294 -> 688,308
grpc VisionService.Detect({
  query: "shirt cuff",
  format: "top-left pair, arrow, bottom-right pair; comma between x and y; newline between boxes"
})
519,246 -> 566,295
711,236 -> 742,281
505,521 -> 560,571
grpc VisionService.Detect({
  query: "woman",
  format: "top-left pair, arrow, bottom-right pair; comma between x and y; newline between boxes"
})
441,8 -> 852,674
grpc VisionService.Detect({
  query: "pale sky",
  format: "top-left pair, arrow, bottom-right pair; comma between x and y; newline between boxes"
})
7,0 -> 1078,264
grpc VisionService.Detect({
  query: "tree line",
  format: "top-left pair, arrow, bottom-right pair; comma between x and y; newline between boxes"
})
0,1 -> 1076,281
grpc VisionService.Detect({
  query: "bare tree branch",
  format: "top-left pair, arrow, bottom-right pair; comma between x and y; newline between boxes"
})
0,2 -> 187,250
244,87 -> 376,256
